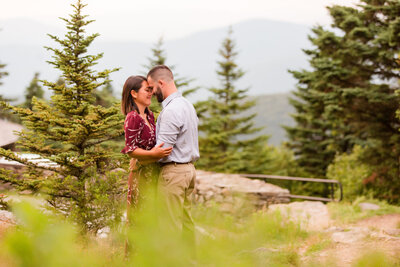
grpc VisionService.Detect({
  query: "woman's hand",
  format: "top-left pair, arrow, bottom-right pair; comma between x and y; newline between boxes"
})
129,158 -> 138,171
151,142 -> 172,159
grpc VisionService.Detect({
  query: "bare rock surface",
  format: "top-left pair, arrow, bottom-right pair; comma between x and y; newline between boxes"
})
358,202 -> 380,211
331,227 -> 369,243
195,170 -> 290,209
355,213 -> 400,231
0,210 -> 16,224
268,201 -> 331,231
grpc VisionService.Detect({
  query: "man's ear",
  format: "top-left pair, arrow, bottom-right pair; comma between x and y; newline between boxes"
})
158,79 -> 164,87
130,90 -> 137,99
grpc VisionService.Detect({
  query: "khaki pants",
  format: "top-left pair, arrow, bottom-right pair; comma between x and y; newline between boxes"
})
157,163 -> 196,243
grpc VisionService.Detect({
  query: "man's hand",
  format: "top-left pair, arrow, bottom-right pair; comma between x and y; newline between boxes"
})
151,142 -> 173,158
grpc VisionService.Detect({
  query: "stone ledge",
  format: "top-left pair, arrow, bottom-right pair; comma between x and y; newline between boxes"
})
195,170 -> 290,209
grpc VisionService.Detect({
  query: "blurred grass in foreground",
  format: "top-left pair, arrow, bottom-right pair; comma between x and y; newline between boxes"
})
0,190 -> 399,266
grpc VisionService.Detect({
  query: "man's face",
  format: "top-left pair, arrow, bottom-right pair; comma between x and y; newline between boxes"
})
147,77 -> 164,103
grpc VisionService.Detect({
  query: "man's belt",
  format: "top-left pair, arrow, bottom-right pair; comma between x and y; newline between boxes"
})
160,161 -> 192,167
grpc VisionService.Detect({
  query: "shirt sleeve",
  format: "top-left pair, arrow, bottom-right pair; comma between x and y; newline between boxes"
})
156,108 -> 182,148
121,112 -> 143,154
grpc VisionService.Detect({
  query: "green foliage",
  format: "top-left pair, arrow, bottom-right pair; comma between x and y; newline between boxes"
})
0,0 -> 125,233
0,54 -> 18,122
304,235 -> 332,256
94,81 -> 115,108
354,251 -> 398,267
0,61 -> 7,86
22,72 -> 44,110
327,145 -> 373,201
2,196 -> 399,266
0,194 -> 10,211
327,196 -> 400,224
143,37 -> 167,70
1,197 -> 309,267
0,202 -> 121,267
262,145 -> 305,177
287,0 -> 400,202
197,28 -> 270,173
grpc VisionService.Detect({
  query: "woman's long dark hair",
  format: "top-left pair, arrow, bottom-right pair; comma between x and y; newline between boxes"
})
121,75 -> 147,116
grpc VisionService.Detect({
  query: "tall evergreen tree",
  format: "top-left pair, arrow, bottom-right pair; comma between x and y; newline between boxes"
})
0,0 -> 124,232
0,58 -> 18,122
286,0 -> 400,202
0,61 -> 7,87
22,72 -> 45,110
143,37 -> 167,70
285,26 -> 356,178
0,59 -> 10,119
197,28 -> 269,173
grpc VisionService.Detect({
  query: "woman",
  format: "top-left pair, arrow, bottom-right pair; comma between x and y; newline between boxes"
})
121,75 -> 171,211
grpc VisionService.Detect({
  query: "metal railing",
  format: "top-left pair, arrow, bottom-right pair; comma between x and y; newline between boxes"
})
241,174 -> 343,202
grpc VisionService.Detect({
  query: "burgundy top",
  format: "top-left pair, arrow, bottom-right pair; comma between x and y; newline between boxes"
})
121,110 -> 156,154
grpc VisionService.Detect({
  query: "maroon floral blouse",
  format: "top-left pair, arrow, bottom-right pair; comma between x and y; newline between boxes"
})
121,110 -> 156,154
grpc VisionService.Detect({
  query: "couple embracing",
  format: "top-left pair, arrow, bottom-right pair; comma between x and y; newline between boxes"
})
120,65 -> 199,244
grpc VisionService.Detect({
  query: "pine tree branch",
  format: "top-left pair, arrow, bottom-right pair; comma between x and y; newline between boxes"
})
0,168 -> 25,187
82,130 -> 124,149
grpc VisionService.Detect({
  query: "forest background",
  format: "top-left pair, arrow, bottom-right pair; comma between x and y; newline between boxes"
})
0,1 -> 399,266
0,0 -> 399,230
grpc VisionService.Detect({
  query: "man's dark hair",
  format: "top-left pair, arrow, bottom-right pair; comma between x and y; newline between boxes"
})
147,65 -> 174,82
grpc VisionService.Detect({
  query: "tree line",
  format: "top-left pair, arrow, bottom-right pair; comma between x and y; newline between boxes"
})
0,0 -> 399,232
285,0 -> 400,202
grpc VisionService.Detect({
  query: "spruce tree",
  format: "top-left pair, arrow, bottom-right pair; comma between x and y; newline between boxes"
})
0,58 -> 18,122
197,28 -> 269,173
328,0 -> 400,202
287,0 -> 400,202
0,0 -> 124,232
143,37 -> 167,70
0,59 -> 10,119
285,26 -> 355,178
22,72 -> 45,110
0,61 -> 7,87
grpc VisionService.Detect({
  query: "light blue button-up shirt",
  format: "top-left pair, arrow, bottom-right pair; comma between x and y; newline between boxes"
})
156,91 -> 200,163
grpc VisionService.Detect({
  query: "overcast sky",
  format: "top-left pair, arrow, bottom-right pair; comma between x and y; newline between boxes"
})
2,0 -> 358,42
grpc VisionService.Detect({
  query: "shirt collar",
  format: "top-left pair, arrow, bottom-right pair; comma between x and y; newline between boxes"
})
162,91 -> 181,108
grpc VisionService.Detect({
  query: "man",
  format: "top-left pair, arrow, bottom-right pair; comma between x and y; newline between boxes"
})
147,65 -> 199,244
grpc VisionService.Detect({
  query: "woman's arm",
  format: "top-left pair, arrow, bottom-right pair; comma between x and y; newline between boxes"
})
128,142 -> 172,162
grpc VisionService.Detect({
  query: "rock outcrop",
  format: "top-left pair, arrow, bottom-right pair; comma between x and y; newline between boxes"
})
268,201 -> 331,231
195,170 -> 290,209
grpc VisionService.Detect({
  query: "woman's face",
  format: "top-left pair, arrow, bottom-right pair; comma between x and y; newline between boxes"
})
132,80 -> 153,107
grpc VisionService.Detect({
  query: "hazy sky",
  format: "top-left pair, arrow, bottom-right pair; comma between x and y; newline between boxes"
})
2,0 -> 358,42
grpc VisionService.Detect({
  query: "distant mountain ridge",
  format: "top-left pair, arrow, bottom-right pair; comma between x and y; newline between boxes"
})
244,93 -> 295,146
0,18 -> 311,102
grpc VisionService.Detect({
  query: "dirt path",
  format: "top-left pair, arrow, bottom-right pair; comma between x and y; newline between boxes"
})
301,214 -> 400,266
355,214 -> 400,231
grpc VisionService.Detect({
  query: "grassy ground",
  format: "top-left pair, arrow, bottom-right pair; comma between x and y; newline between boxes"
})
0,193 -> 399,266
327,197 -> 400,225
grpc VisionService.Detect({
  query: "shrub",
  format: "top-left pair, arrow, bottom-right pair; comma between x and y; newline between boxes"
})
327,145 -> 373,201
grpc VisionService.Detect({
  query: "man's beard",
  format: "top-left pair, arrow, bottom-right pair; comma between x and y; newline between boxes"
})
155,86 -> 164,103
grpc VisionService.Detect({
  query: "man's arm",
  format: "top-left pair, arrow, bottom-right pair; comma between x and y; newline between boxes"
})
156,109 -> 182,148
